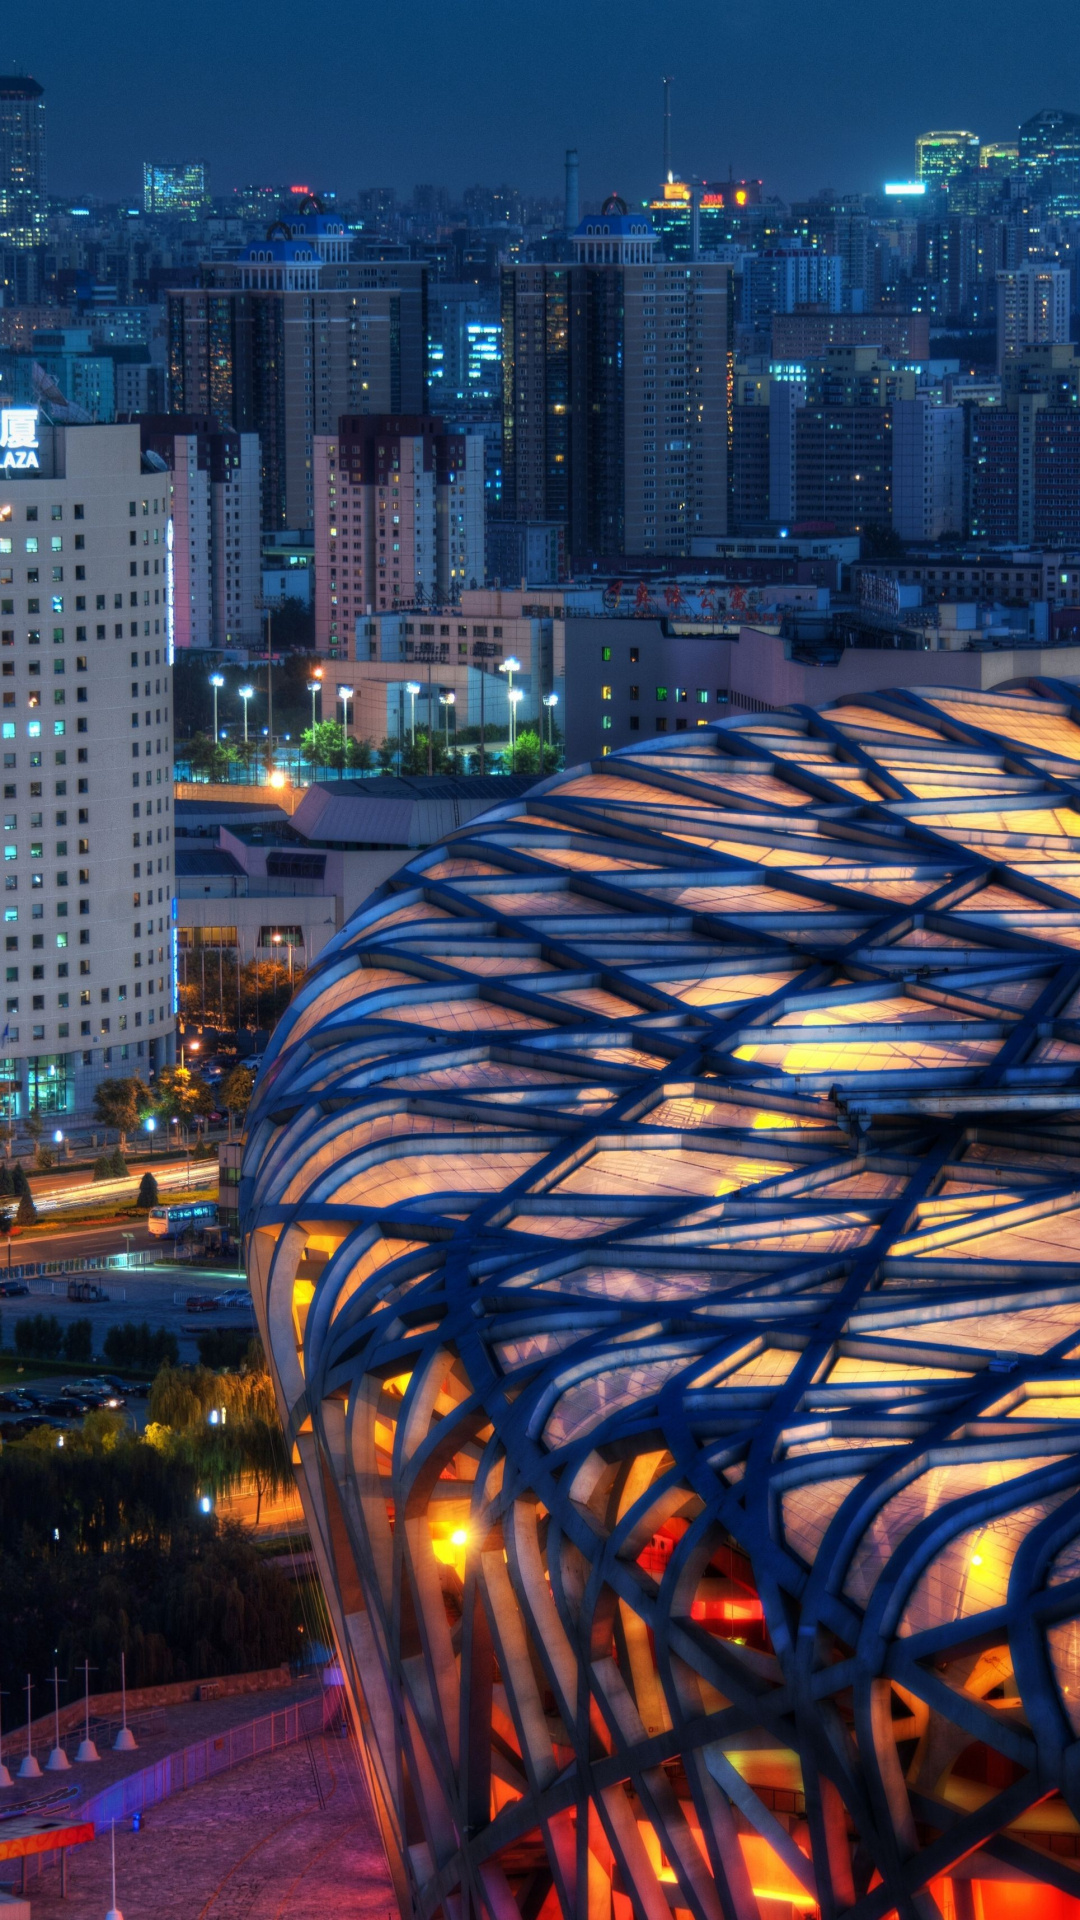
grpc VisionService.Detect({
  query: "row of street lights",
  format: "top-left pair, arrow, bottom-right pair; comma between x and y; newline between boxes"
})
207,658 -> 560,777
401,655 -> 558,768
303,672 -> 353,737
209,671 -> 256,745
210,668 -> 357,762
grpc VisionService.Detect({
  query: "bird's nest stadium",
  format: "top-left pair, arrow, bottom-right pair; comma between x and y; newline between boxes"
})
242,682 -> 1080,1920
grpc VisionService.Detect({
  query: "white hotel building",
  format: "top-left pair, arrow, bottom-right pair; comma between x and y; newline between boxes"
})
0,413 -> 176,1118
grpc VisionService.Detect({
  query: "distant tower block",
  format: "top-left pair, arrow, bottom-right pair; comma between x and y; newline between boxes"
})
564,149 -> 579,234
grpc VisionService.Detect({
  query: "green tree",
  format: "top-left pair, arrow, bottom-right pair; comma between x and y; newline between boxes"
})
184,732 -> 241,782
92,1154 -> 113,1182
103,1321 -> 178,1369
345,736 -> 376,776
63,1318 -> 93,1363
136,1171 -> 159,1209
15,1313 -> 62,1358
301,720 -> 348,770
151,1066 -> 214,1126
377,736 -> 398,772
0,1421 -> 304,1698
93,1076 -> 150,1148
507,728 -> 541,774
221,1066 -> 255,1139
149,1349 -> 290,1525
15,1186 -> 36,1227
197,1327 -> 253,1370
25,1106 -> 42,1146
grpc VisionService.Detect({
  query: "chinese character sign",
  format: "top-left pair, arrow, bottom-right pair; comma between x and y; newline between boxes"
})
0,410 -> 40,470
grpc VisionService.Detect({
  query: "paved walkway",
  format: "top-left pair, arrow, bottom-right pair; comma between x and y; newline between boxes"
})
3,1680 -> 324,1794
7,1723 -> 397,1920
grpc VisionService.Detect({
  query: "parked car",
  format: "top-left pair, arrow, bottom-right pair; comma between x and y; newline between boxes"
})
185,1295 -> 218,1313
0,1279 -> 29,1296
99,1375 -> 144,1396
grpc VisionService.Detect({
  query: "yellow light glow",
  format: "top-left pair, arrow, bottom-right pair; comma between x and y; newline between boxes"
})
268,771 -> 286,789
451,1528 -> 468,1547
971,1554 -> 983,1567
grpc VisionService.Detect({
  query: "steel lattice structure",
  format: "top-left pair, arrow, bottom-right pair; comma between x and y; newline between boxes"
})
244,683 -> 1080,1920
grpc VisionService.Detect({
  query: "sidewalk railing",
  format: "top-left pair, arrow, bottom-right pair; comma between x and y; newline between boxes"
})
25,1277 -> 127,1301
76,1691 -> 335,1829
3,1251 -> 153,1282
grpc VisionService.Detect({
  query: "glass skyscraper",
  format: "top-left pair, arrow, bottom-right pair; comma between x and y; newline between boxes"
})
0,76 -> 45,249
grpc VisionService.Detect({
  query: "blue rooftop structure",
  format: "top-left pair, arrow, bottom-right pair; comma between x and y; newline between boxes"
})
574,192 -> 656,262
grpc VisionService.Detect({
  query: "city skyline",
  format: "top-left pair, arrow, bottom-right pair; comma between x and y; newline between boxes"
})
4,0 -> 1080,207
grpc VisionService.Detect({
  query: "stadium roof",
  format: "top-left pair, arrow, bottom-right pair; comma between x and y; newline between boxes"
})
245,679 -> 1080,1920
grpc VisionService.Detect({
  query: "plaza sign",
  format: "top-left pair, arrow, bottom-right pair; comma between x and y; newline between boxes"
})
0,409 -> 40,471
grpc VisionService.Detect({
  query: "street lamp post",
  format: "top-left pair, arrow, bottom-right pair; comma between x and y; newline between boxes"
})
336,685 -> 354,758
307,679 -> 322,749
498,657 -> 522,767
405,682 -> 420,762
145,1115 -> 156,1159
543,691 -> 559,762
472,641 -> 497,775
238,685 -> 255,748
508,686 -> 523,770
272,931 -> 294,988
440,690 -> 455,759
255,594 -> 285,784
209,673 -> 225,744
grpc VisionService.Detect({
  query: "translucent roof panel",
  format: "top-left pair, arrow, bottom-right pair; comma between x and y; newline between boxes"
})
246,683 -> 1080,1920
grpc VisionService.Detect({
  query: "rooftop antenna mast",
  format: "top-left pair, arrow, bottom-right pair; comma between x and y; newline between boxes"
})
662,75 -> 674,183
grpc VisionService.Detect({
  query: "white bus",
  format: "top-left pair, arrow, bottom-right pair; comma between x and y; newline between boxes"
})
147,1200 -> 219,1239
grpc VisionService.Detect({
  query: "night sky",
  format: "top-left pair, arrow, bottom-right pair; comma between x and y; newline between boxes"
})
8,0 -> 1077,206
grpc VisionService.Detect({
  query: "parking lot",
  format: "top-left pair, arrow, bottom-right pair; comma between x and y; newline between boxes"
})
0,1263 -> 253,1393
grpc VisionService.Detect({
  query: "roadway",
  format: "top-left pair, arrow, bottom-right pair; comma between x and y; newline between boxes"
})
0,1152 -> 246,1367
25,1153 -> 215,1216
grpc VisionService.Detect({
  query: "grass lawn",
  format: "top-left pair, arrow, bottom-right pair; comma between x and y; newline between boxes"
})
0,1355 -> 152,1385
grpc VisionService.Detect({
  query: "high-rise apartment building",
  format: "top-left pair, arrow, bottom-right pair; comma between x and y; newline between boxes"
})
143,162 -> 209,218
313,415 -> 485,655
167,208 -> 427,531
891,397 -> 964,541
137,416 -> 261,649
426,284 -> 501,417
996,263 -> 1070,372
969,344 -> 1080,545
915,130 -> 979,185
0,76 -> 45,250
731,349 -> 918,533
0,416 -> 176,1116
501,199 -> 730,559
741,248 -> 843,332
